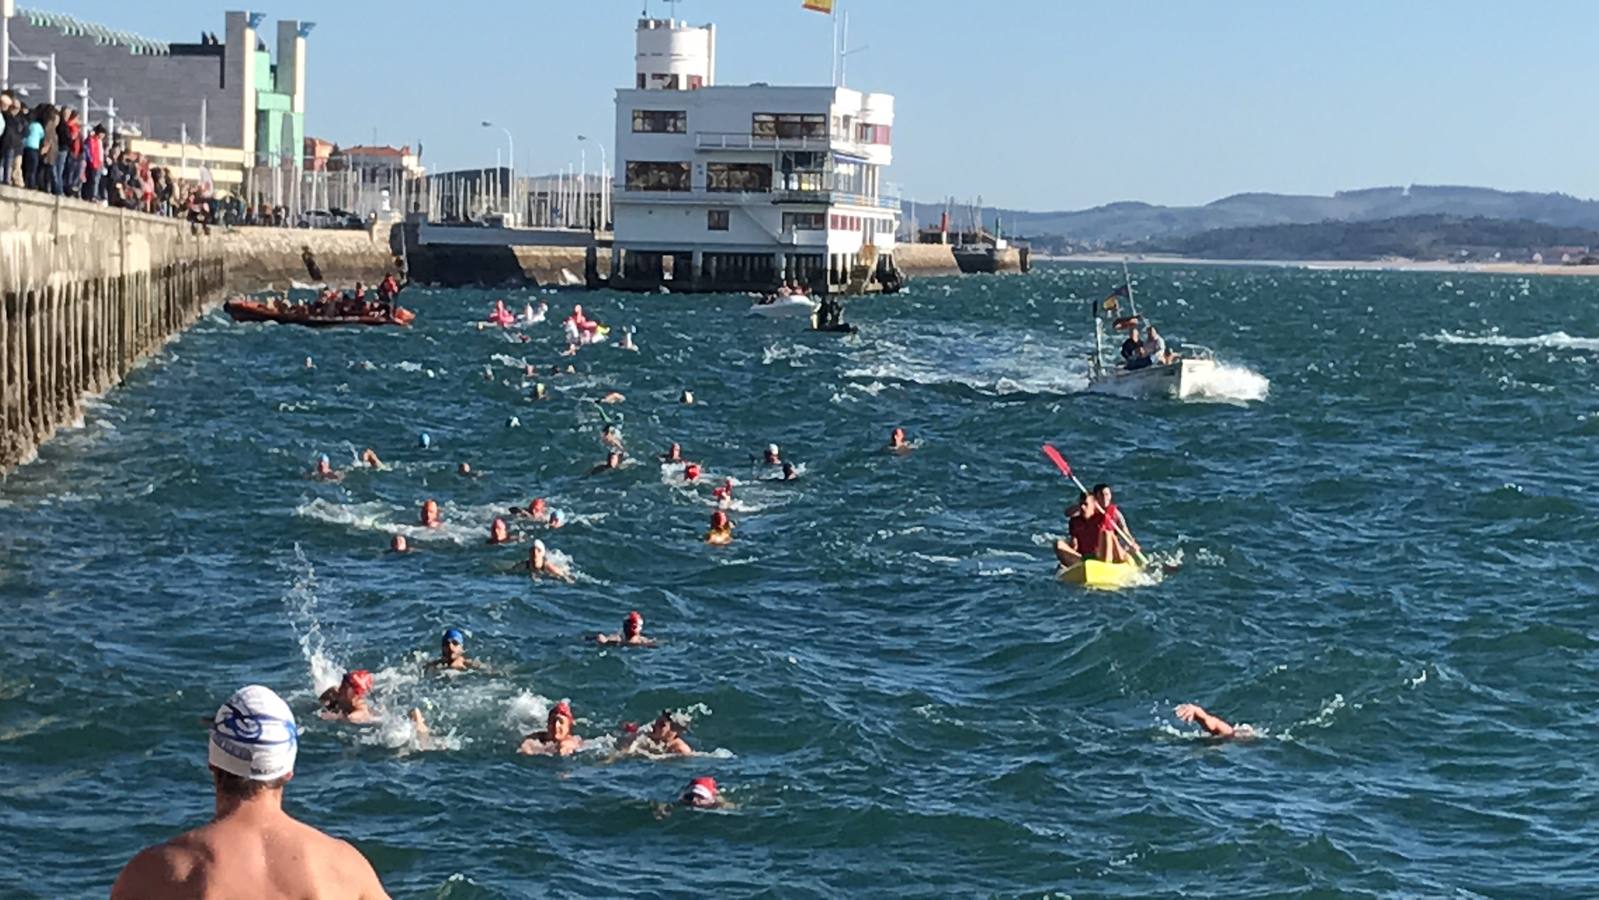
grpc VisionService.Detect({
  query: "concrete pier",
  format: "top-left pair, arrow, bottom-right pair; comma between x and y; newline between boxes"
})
1,186 -> 224,473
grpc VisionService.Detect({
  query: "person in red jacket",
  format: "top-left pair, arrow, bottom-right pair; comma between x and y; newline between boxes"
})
82,124 -> 105,202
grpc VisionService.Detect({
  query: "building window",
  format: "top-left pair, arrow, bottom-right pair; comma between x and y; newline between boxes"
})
636,73 -> 646,89
632,109 -> 687,133
625,161 -> 692,191
752,113 -> 828,139
783,212 -> 825,231
852,123 -> 891,144
707,162 -> 772,192
708,209 -> 730,231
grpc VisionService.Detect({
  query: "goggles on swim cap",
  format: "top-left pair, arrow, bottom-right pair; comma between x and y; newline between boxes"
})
210,685 -> 298,782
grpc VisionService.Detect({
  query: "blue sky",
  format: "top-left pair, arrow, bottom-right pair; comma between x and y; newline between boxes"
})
25,0 -> 1599,210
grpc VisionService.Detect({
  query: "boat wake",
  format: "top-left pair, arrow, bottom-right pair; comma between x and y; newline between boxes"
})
1425,330 -> 1599,352
1183,362 -> 1271,404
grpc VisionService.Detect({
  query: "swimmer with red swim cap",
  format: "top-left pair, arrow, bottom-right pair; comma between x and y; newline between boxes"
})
680,776 -> 721,808
518,700 -> 583,756
711,477 -> 735,507
510,497 -> 549,523
318,670 -> 377,724
705,509 -> 733,545
887,427 -> 912,453
684,462 -> 702,482
596,610 -> 655,647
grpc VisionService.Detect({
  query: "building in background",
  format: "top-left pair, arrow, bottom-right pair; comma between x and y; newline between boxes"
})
1,6 -> 308,206
611,16 -> 900,294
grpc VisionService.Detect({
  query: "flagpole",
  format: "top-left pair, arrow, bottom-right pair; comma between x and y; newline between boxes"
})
830,5 -> 838,86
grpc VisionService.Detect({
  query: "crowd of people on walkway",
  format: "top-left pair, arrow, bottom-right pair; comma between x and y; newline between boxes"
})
2,90 -> 185,213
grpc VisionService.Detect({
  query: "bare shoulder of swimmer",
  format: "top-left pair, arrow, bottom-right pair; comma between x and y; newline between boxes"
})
113,820 -> 390,900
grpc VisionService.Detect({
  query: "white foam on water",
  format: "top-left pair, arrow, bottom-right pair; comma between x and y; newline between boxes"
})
281,545 -> 344,694
1425,330 -> 1599,352
295,498 -> 484,546
1183,362 -> 1271,404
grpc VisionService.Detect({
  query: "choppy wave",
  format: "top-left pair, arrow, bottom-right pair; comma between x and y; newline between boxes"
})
1426,330 -> 1599,351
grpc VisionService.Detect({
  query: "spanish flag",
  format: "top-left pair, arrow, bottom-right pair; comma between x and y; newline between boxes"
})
803,0 -> 835,12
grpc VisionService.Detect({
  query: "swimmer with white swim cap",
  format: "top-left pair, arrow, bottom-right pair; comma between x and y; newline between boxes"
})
311,454 -> 341,481
110,685 -> 389,900
521,539 -> 573,582
762,444 -> 781,466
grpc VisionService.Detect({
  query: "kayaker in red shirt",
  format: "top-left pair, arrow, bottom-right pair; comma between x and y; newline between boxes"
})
1053,492 -> 1103,567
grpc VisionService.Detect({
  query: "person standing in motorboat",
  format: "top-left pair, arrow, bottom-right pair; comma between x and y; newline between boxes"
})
1143,325 -> 1173,366
1120,326 -> 1144,367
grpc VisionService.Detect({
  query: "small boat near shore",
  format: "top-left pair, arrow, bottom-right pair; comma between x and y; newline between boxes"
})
224,299 -> 414,328
748,294 -> 817,318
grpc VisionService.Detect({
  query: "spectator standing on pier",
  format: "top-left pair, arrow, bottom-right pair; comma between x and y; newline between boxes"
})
21,107 -> 46,190
83,125 -> 106,202
50,106 -> 73,195
0,92 -> 20,186
35,104 -> 59,192
156,167 -> 176,216
61,108 -> 83,197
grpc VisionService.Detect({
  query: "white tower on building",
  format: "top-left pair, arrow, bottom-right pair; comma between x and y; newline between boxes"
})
611,16 -> 899,296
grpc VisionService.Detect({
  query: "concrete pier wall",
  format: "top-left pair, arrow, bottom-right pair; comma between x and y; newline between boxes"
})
211,227 -> 402,293
1,186 -> 225,473
893,243 -> 962,277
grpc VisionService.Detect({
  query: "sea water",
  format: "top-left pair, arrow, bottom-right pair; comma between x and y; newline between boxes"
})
1,264 -> 1596,896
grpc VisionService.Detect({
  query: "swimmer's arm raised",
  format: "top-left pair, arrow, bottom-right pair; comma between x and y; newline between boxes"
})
1175,703 -> 1236,738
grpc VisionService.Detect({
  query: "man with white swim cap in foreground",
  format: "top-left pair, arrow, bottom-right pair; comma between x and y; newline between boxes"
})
111,685 -> 389,899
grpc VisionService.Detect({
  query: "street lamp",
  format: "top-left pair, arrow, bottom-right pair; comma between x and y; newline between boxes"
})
481,120 -> 513,221
578,134 -> 607,230
8,53 -> 57,103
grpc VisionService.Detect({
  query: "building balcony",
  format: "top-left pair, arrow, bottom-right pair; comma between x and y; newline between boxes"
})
779,229 -> 830,247
772,189 -> 901,210
616,186 -> 771,204
695,132 -> 843,152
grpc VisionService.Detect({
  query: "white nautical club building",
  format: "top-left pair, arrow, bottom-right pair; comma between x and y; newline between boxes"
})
612,17 -> 899,293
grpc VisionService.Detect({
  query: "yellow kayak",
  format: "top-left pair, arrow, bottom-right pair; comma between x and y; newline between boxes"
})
1060,558 -> 1142,589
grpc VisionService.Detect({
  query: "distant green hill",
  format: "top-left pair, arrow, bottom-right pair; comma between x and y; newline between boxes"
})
903,185 -> 1599,247
1129,214 -> 1599,261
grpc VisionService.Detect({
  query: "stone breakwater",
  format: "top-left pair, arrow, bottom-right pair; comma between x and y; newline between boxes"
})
0,186 -> 224,472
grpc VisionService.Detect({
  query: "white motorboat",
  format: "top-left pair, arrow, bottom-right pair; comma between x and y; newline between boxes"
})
1084,263 -> 1217,399
1088,354 -> 1217,399
747,294 -> 817,319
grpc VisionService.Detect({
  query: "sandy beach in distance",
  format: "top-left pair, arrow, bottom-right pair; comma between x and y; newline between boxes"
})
1050,253 -> 1599,277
